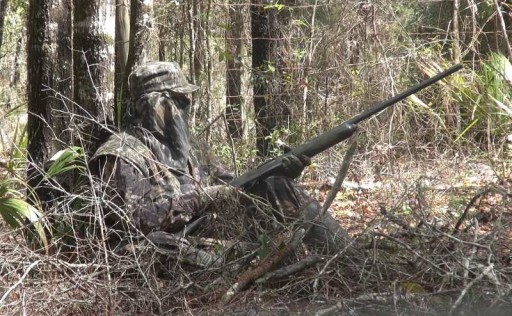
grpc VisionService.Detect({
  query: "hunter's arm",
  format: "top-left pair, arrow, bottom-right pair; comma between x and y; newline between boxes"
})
98,156 -> 201,234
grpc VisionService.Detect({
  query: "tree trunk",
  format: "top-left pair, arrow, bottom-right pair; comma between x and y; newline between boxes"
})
27,0 -> 73,174
251,1 -> 293,156
73,0 -> 115,154
10,36 -> 23,87
124,0 -> 156,83
0,0 -> 8,51
50,0 -> 74,148
115,0 -> 130,123
251,1 -> 271,156
189,0 -> 198,84
27,0 -> 53,172
225,1 -> 244,140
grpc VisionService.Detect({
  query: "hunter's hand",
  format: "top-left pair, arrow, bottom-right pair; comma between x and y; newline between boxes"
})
280,154 -> 311,179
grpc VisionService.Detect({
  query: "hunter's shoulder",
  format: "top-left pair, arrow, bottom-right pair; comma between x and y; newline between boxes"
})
93,132 -> 147,157
91,132 -> 155,176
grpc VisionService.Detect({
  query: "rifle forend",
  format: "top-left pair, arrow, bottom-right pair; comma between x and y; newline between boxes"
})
230,64 -> 463,189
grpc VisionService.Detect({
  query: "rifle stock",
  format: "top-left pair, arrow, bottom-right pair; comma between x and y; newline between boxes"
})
230,64 -> 463,189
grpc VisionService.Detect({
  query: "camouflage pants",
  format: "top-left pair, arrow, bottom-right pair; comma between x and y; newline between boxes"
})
241,176 -> 353,254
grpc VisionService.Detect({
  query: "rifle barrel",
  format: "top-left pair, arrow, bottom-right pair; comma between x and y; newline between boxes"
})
348,64 -> 463,125
230,64 -> 464,189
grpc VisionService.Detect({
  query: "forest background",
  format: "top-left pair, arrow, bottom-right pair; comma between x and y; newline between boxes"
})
1,0 -> 512,315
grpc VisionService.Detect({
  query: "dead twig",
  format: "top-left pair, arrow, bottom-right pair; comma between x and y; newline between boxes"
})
0,260 -> 40,305
219,228 -> 306,306
373,232 -> 446,274
450,264 -> 495,313
379,204 -> 415,232
453,186 -> 510,234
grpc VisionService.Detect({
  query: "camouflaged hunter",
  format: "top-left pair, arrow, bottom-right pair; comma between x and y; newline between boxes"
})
91,61 -> 352,253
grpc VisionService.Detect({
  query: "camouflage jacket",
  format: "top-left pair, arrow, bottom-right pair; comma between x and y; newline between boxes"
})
91,132 -> 232,234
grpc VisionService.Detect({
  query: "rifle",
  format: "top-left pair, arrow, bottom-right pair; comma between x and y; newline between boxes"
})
230,64 -> 463,189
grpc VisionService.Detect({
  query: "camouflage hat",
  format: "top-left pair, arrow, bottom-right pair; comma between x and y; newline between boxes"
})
128,61 -> 199,99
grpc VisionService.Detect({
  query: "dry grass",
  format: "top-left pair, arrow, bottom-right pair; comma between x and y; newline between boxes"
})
1,152 -> 512,315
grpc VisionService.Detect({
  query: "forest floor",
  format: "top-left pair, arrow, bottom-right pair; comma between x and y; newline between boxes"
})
1,149 -> 512,315
214,155 -> 512,315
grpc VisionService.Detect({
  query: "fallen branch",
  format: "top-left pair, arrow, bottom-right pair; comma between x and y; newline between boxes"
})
314,301 -> 343,316
219,228 -> 306,306
255,255 -> 324,284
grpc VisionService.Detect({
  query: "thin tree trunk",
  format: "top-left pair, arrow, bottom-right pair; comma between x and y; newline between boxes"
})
116,0 -> 130,76
452,0 -> 461,63
251,1 -> 272,156
301,0 -> 318,140
251,1 -> 293,156
0,0 -> 8,51
451,0 -> 461,133
115,0 -> 130,124
226,1 -> 244,140
203,0 -> 213,142
188,0 -> 197,85
10,36 -> 23,87
123,0 -> 156,97
188,0 -> 196,127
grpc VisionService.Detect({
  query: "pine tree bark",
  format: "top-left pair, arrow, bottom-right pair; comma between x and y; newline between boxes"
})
73,0 -> 115,154
27,0 -> 73,174
27,0 -> 53,170
124,0 -> 156,83
251,1 -> 294,156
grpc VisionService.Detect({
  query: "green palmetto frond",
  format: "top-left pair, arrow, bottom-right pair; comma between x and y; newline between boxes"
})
44,146 -> 86,180
0,179 -> 50,252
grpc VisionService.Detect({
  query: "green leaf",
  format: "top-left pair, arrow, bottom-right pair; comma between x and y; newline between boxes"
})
45,146 -> 86,180
0,197 -> 50,251
264,3 -> 285,11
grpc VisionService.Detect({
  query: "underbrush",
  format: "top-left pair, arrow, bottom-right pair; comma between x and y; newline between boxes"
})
1,149 -> 512,315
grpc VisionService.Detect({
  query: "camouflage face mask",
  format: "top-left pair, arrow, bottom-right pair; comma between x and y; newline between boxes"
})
130,91 -> 192,172
132,92 -> 188,135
